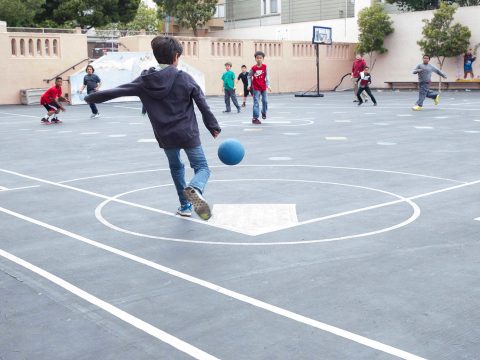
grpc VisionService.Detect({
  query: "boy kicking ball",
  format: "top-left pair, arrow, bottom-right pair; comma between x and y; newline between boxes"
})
85,36 -> 221,220
412,55 -> 447,111
40,77 -> 70,124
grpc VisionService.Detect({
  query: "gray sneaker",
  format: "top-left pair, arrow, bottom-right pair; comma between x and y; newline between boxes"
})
183,186 -> 212,220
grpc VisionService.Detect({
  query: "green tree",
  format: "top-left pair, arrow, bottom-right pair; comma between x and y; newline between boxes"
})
417,1 -> 471,84
155,0 -> 217,35
35,0 -> 141,28
386,0 -> 480,12
127,2 -> 162,32
356,4 -> 394,71
0,0 -> 45,27
386,0 -> 438,11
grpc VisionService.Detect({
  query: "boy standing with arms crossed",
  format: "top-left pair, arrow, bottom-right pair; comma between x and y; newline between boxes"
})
236,65 -> 250,107
85,36 -> 221,220
412,55 -> 447,111
248,51 -> 271,125
221,62 -> 241,113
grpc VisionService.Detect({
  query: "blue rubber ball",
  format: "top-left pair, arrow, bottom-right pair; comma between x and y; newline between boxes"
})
218,138 -> 245,165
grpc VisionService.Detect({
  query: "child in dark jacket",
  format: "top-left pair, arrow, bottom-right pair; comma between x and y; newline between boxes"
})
85,36 -> 221,220
356,67 -> 377,106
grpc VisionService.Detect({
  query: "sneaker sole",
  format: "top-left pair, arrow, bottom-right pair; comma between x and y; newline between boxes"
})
176,212 -> 192,217
183,187 -> 211,220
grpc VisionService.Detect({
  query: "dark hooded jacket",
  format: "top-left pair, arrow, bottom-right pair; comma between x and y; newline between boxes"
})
84,65 -> 221,149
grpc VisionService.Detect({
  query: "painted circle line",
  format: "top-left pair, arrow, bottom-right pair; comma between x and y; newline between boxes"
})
95,178 -> 421,246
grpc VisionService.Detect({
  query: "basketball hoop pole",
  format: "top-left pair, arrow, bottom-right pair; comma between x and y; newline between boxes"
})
295,25 -> 329,98
295,42 -> 324,97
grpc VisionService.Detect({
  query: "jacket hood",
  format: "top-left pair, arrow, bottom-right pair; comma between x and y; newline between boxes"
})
140,65 -> 179,99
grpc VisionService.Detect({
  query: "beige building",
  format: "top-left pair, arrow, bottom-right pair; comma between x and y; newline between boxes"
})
0,22 -> 88,104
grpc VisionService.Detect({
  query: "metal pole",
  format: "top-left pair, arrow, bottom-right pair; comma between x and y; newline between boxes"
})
316,43 -> 320,96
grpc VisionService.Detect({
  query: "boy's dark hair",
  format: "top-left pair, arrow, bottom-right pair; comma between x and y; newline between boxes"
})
86,65 -> 95,72
225,62 -> 232,67
55,76 -> 63,81
241,65 -> 247,68
254,51 -> 265,58
364,66 -> 369,69
423,54 -> 430,59
151,36 -> 183,64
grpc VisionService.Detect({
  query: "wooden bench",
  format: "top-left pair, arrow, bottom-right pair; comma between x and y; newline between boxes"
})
385,80 -> 480,91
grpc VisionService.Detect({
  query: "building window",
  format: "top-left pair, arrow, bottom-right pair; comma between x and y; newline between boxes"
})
270,0 -> 278,13
11,39 -> 17,56
45,39 -> 50,56
37,39 -> 42,55
214,3 -> 225,18
261,0 -> 280,15
20,39 -> 25,55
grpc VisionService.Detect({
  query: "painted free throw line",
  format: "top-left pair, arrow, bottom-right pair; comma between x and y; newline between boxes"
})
0,206 -> 425,360
0,247 -> 218,360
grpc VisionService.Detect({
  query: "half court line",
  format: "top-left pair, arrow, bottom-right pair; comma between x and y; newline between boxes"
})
0,206 -> 426,360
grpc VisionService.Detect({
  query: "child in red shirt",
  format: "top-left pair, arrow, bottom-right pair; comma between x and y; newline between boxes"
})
247,51 -> 271,124
40,77 -> 69,124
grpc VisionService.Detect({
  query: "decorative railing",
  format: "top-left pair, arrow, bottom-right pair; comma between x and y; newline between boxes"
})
211,41 -> 242,57
254,42 -> 282,57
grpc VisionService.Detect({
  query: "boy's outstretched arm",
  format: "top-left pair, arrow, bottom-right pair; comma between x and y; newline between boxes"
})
191,81 -> 221,137
84,77 -> 142,104
433,66 -> 447,78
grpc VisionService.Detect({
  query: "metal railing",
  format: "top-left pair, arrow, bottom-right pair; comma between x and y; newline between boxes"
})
43,58 -> 90,83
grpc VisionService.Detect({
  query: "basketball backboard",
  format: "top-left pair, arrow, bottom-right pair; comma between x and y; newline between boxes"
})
312,26 -> 332,45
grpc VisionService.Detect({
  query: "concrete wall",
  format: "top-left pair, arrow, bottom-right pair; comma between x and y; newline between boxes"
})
0,27 -> 88,104
372,6 -> 480,87
119,35 -> 355,95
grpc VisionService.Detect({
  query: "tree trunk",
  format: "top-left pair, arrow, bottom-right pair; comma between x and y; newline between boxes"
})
437,57 -> 445,93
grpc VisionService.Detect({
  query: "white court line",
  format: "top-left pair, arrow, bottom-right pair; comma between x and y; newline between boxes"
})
0,206 -> 426,360
80,132 -> 100,135
325,137 -> 348,140
108,134 -> 127,138
414,126 -> 433,130
0,185 -> 40,192
56,165 -> 465,185
137,139 -> 157,143
475,217 -> 480,221
0,168 -> 243,234
0,247 -> 218,360
0,112 -> 38,118
0,186 -> 8,190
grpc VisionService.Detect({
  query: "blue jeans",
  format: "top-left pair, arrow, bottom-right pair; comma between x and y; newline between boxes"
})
87,90 -> 98,114
163,146 -> 211,206
253,90 -> 268,118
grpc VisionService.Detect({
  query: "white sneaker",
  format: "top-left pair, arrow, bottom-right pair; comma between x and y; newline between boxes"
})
93,113 -> 100,118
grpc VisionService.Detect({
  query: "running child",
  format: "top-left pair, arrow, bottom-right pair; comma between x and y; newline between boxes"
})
79,65 -> 101,118
40,76 -> 70,125
221,62 -> 241,113
357,67 -> 377,106
463,49 -> 476,79
85,36 -> 221,220
247,51 -> 271,124
236,65 -> 251,107
412,55 -> 447,111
